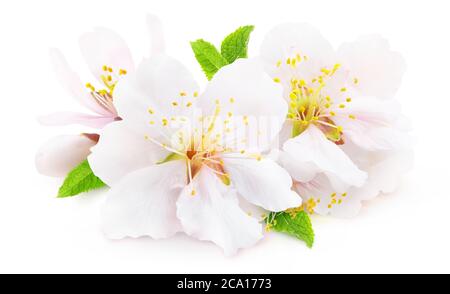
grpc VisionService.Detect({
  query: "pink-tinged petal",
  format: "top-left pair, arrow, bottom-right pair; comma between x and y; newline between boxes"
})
88,121 -> 168,186
49,48 -> 112,116
79,27 -> 134,81
101,160 -> 185,240
38,111 -> 115,129
176,168 -> 263,256
223,155 -> 302,212
337,35 -> 406,99
334,97 -> 411,151
283,124 -> 367,189
147,14 -> 165,56
35,134 -> 97,177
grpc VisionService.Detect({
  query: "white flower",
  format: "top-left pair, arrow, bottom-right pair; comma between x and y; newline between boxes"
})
88,56 -> 302,255
36,15 -> 163,177
260,23 -> 411,216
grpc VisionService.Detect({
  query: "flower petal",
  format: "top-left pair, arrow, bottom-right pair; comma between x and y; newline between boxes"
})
88,120 -> 168,186
38,111 -> 115,129
294,174 -> 363,218
79,27 -> 134,81
113,55 -> 199,139
35,134 -> 97,177
294,148 -> 413,218
176,168 -> 263,256
333,97 -> 411,151
223,155 -> 302,212
341,142 -> 414,201
283,124 -> 367,189
278,150 -> 320,182
357,149 -> 413,198
198,58 -> 287,152
260,23 -> 335,78
337,35 -> 406,99
147,14 -> 165,56
49,48 -> 112,116
101,160 -> 185,239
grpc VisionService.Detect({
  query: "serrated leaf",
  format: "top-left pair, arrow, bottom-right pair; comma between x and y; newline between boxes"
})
58,160 -> 106,198
266,210 -> 314,248
190,39 -> 229,80
221,25 -> 254,63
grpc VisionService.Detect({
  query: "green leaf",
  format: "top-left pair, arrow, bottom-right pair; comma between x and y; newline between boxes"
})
266,210 -> 314,248
220,25 -> 254,63
190,39 -> 229,80
58,160 -> 106,198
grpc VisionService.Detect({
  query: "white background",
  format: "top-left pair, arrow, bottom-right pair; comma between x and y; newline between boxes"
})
1,0 -> 449,273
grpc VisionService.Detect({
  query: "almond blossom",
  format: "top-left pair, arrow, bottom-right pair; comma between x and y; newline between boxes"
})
36,16 -> 163,177
88,56 -> 302,255
260,23 -> 412,216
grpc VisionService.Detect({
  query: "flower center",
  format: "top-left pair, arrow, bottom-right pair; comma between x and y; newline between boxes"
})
85,65 -> 128,116
186,150 -> 230,194
273,54 -> 357,143
144,93 -> 261,195
287,74 -> 344,142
